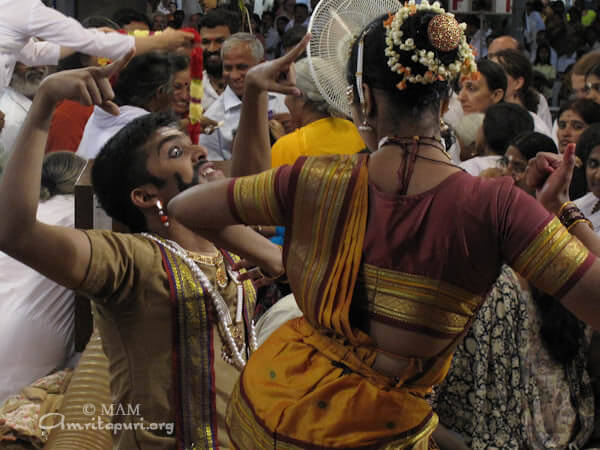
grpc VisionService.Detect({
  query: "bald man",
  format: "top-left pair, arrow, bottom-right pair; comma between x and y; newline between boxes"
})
487,35 -> 520,56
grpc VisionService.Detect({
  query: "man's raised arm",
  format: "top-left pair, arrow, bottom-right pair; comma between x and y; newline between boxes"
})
0,51 -> 134,289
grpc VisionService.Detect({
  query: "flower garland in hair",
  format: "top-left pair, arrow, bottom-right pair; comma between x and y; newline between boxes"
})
383,0 -> 477,91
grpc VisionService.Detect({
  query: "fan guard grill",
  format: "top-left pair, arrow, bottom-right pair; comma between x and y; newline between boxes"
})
307,0 -> 400,117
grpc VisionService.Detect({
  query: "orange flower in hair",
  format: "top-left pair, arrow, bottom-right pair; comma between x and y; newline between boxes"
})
383,13 -> 395,28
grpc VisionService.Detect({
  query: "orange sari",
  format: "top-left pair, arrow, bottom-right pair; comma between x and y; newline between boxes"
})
225,154 -> 594,449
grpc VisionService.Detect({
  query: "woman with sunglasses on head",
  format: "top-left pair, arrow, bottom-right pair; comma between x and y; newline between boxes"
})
170,1 -> 600,447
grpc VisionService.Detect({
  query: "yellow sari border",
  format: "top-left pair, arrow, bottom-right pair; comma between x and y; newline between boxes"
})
286,155 -> 368,341
232,168 -> 284,226
513,217 -> 590,295
357,265 -> 483,337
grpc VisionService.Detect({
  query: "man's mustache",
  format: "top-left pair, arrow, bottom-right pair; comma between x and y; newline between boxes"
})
174,159 -> 205,192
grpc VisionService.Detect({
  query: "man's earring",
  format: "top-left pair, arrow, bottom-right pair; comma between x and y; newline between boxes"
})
156,200 -> 170,228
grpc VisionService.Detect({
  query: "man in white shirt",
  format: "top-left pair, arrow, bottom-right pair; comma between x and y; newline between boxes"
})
198,9 -> 235,111
200,33 -> 288,160
77,52 -> 185,159
0,63 -> 47,155
0,0 -> 194,93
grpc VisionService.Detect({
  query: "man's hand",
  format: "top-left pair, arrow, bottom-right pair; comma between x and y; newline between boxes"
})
244,33 -> 311,96
0,109 -> 5,134
37,49 -> 135,114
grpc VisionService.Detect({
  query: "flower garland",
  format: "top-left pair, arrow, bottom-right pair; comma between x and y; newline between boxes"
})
188,46 -> 204,145
383,0 -> 477,91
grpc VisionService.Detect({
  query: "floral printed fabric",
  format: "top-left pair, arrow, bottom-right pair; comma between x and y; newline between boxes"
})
434,265 -> 594,449
0,369 -> 72,448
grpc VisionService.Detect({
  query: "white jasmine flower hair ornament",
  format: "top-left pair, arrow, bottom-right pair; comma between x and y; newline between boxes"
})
383,0 -> 478,91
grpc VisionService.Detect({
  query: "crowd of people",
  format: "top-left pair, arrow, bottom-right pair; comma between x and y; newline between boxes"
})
3,0 -> 600,449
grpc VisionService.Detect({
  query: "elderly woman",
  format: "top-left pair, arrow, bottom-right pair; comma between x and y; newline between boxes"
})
454,112 -> 484,161
270,57 -> 365,167
170,0 -> 600,447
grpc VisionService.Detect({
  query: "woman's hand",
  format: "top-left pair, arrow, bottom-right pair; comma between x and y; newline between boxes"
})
233,258 -> 285,288
269,119 -> 286,141
37,49 -> 135,114
530,143 -> 577,214
243,33 -> 311,96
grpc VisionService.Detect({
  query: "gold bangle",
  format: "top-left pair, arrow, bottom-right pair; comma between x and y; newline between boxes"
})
567,218 -> 593,231
558,201 -> 575,217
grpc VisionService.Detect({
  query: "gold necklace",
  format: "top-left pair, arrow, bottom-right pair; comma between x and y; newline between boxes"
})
186,249 -> 228,290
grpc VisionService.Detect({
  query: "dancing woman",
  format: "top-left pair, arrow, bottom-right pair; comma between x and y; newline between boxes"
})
170,1 -> 600,448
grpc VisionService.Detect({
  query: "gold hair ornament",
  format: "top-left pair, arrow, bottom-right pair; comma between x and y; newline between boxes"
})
383,0 -> 477,91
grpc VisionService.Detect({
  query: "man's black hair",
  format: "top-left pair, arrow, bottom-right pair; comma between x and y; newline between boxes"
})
113,52 -> 187,108
198,8 -> 240,34
92,112 -> 177,233
112,8 -> 152,29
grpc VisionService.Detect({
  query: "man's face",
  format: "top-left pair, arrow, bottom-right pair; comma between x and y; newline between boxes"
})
222,43 -> 260,98
200,25 -> 231,75
10,63 -> 48,100
263,13 -> 274,29
294,5 -> 309,24
153,14 -> 167,31
144,127 -> 224,201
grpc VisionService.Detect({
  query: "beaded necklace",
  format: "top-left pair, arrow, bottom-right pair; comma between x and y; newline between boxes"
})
377,135 -> 454,164
142,233 -> 258,370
